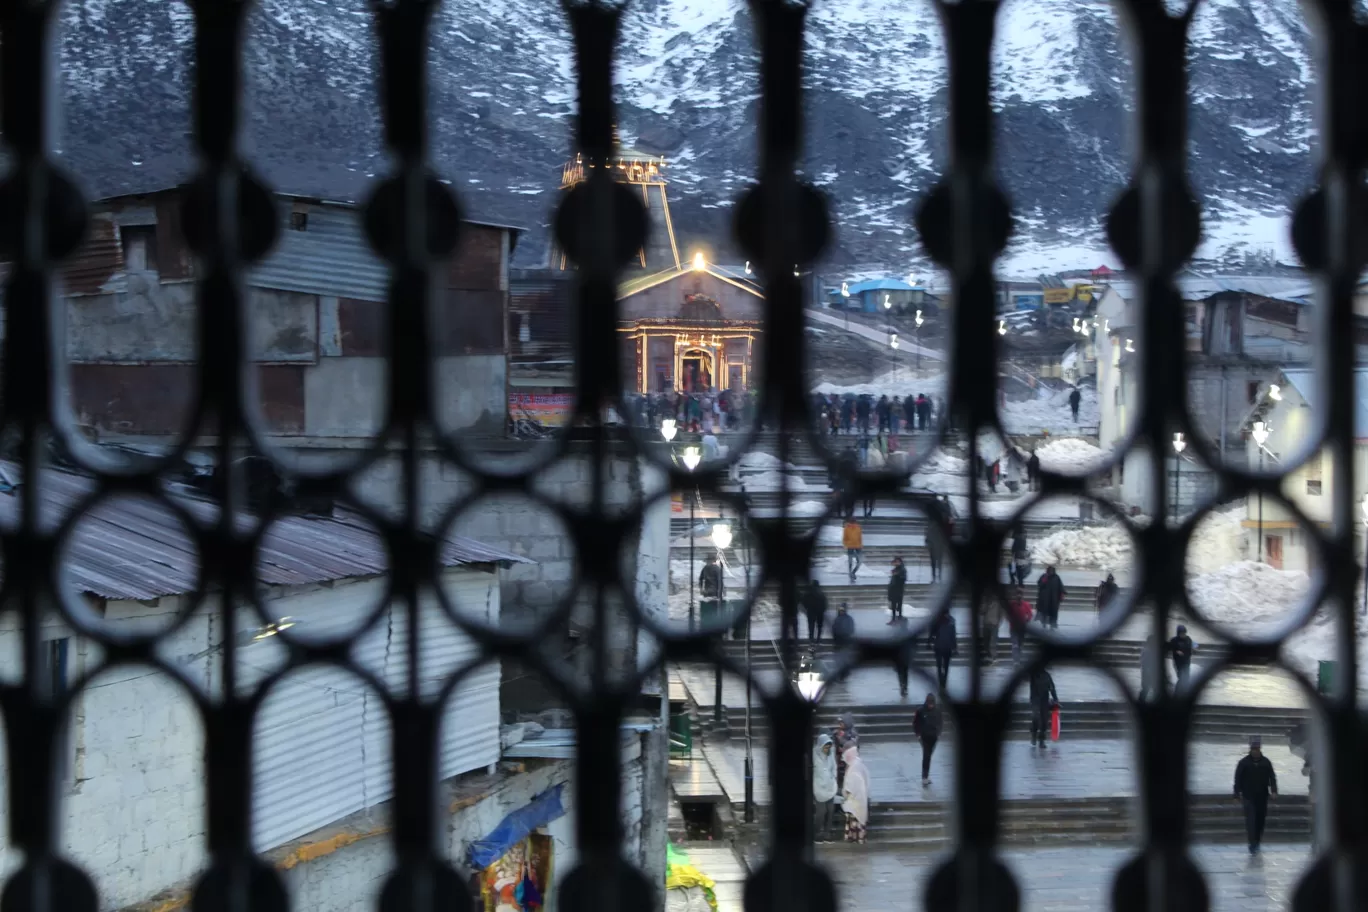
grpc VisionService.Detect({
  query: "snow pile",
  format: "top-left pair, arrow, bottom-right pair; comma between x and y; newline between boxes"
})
909,449 -> 969,495
1030,524 -> 1132,569
1000,385 -> 1100,433
740,469 -> 809,491
737,451 -> 797,471
1185,506 -> 1249,574
1033,437 -> 1109,474
1185,560 -> 1310,636
1285,613 -> 1368,694
811,369 -> 947,401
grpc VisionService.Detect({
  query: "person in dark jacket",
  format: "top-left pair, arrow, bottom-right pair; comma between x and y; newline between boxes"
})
1234,737 -> 1278,853
887,556 -> 907,622
856,396 -> 871,434
903,396 -> 917,433
832,602 -> 856,644
916,393 -> 931,430
912,693 -> 943,785
1095,572 -> 1120,614
1169,624 -> 1195,687
1027,450 -> 1041,491
931,613 -> 957,690
1028,666 -> 1059,747
926,529 -> 944,582
1068,387 -> 1082,421
804,580 -> 829,641
1036,566 -> 1065,630
1010,526 -> 1029,585
699,554 -> 724,603
876,395 -> 891,434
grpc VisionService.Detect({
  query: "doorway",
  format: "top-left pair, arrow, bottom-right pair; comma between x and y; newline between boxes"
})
681,349 -> 713,392
1265,534 -> 1283,570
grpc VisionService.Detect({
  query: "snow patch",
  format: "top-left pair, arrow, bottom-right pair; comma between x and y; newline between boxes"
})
1186,560 -> 1310,635
1001,385 -> 1100,434
1031,524 -> 1132,569
1034,437 -> 1109,474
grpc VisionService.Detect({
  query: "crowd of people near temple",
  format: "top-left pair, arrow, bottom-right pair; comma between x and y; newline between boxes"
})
813,391 -> 943,436
624,388 -> 758,432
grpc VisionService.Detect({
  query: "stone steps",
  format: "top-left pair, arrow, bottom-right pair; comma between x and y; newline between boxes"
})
723,702 -> 1308,742
781,795 -> 1310,848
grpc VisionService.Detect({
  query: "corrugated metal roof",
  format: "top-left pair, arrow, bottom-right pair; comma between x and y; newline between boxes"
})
1107,275 -> 1314,304
1280,368 -> 1368,437
0,463 -> 528,601
249,205 -> 390,302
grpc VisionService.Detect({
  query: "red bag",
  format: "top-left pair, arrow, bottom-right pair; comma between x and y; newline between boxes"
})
1050,705 -> 1061,741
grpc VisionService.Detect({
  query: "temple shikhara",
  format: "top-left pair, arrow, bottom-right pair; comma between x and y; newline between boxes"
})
553,135 -> 763,394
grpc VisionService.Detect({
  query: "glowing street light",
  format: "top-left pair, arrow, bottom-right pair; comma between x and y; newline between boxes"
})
998,320 -> 1007,336
1251,421 -> 1271,447
794,667 -> 825,702
660,418 -> 677,442
711,523 -> 733,550
1124,338 -> 1135,353
1172,432 -> 1186,454
914,310 -> 925,328
682,446 -> 702,471
1268,383 -> 1282,401
745,261 -> 752,275
841,282 -> 849,298
883,294 -> 892,311
1172,432 -> 1187,517
890,333 -> 900,350
692,251 -> 705,271
793,265 -> 801,278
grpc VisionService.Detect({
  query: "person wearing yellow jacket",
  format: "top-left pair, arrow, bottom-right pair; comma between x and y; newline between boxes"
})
842,520 -> 863,583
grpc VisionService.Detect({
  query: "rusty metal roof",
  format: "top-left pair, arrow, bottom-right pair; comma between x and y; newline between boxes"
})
0,463 -> 528,601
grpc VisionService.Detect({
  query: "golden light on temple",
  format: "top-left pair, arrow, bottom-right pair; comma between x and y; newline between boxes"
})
692,251 -> 705,271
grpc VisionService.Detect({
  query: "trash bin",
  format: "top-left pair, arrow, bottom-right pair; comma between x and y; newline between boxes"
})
668,702 -> 692,759
1318,660 -> 1337,695
699,599 -> 722,629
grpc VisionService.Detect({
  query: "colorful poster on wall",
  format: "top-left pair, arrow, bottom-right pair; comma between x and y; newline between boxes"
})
477,834 -> 553,912
509,392 -> 574,428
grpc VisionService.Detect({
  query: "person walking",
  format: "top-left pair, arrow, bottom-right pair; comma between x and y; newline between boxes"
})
1169,624 -> 1195,688
1010,526 -> 1029,586
926,528 -> 944,582
1006,588 -> 1033,662
894,620 -> 913,697
812,734 -> 838,842
832,602 -> 856,647
1027,450 -> 1041,491
804,579 -> 828,641
876,395 -> 891,434
887,556 -> 907,623
912,693 -> 943,786
833,714 -> 858,794
988,459 -> 1000,493
1028,666 -> 1058,748
1036,565 -> 1065,630
981,597 -> 1004,663
931,612 -> 958,690
1095,572 -> 1120,615
841,744 -> 871,844
1233,737 -> 1278,854
699,554 -> 724,620
843,519 -> 864,583
903,395 -> 916,434
1068,387 -> 1082,422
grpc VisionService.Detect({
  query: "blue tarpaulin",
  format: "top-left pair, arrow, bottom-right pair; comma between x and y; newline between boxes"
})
468,784 -> 566,870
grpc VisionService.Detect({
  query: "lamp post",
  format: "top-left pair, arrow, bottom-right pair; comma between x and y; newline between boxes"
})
683,445 -> 701,631
914,309 -> 924,371
711,519 -> 731,725
998,320 -> 1007,336
841,282 -> 850,330
794,658 -> 825,847
1172,432 -> 1186,518
1252,421 -> 1271,562
890,332 -> 899,383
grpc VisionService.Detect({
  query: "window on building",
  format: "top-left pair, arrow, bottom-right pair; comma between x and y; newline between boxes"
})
120,225 -> 158,272
290,211 -> 309,231
1306,449 -> 1323,495
1247,381 -> 1260,404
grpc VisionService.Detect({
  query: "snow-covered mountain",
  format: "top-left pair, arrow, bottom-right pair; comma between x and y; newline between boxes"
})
54,0 -> 1315,269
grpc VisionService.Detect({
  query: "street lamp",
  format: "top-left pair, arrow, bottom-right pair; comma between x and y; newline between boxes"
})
661,418 -> 677,442
883,293 -> 892,311
682,446 -> 702,471
914,309 -> 924,371
711,522 -> 733,550
1172,432 -> 1186,518
1251,421 -> 1271,562
745,261 -> 752,276
1125,338 -> 1135,353
692,251 -> 705,271
1268,384 -> 1282,401
998,320 -> 1007,336
889,332 -> 900,383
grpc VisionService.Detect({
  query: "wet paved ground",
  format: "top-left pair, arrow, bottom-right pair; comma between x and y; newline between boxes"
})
702,738 -> 1308,804
675,655 -> 1308,708
798,845 -> 1312,912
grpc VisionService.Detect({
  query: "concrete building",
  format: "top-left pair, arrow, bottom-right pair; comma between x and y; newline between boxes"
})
1237,368 -> 1368,572
1092,276 -> 1337,512
56,187 -> 521,441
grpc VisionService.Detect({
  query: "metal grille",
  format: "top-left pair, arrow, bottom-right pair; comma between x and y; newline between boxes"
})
1,0 -> 1367,911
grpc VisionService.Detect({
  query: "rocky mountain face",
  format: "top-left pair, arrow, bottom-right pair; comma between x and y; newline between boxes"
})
54,0 -> 1314,270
